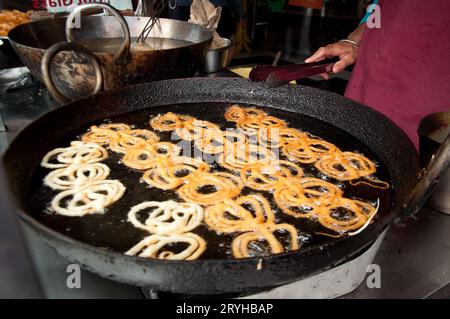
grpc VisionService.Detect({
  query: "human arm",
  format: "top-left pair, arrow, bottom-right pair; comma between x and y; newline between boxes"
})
305,23 -> 366,76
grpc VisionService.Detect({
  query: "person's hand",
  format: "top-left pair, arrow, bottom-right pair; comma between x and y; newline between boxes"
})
305,41 -> 359,79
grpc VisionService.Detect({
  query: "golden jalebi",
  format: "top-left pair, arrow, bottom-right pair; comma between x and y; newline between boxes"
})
281,138 -> 337,164
81,126 -> 120,145
218,141 -> 277,172
149,113 -> 195,132
122,142 -> 181,170
314,151 -> 376,181
240,160 -> 303,191
205,195 -> 298,258
237,115 -> 287,135
194,130 -> 246,155
122,144 -> 157,170
109,129 -> 160,153
149,112 -> 182,131
177,172 -> 243,205
224,105 -> 267,123
272,176 -> 379,233
175,119 -> 221,142
316,198 -> 375,233
142,156 -> 210,190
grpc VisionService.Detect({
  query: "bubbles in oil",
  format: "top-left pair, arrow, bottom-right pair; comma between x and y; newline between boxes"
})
335,182 -> 346,189
298,232 -> 312,243
248,241 -> 270,256
316,172 -> 330,181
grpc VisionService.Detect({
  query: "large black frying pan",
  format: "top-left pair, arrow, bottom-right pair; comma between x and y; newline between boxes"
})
2,78 -> 439,295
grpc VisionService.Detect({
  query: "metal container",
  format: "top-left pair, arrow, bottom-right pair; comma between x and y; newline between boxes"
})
200,38 -> 232,74
418,111 -> 450,214
8,3 -> 212,104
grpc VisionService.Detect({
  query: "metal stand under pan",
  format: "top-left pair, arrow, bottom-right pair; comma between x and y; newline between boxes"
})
141,230 -> 387,299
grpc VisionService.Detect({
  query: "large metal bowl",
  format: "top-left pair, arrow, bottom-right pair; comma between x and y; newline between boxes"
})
200,38 -> 233,74
8,6 -> 212,103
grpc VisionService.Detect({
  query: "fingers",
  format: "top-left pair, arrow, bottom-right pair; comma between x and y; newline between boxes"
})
305,44 -> 342,63
306,42 -> 358,74
332,60 -> 347,73
305,47 -> 328,63
332,52 -> 357,73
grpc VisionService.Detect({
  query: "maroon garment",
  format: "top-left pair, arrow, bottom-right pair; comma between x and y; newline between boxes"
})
345,0 -> 450,149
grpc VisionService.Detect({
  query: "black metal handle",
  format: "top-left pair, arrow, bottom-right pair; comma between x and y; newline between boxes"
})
403,133 -> 450,217
65,2 -> 131,65
41,41 -> 103,104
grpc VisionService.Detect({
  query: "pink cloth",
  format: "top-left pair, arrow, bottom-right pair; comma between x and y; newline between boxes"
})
345,0 -> 450,149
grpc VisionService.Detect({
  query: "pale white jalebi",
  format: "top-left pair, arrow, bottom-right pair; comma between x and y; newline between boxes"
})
127,201 -> 204,235
125,233 -> 206,260
41,141 -> 108,169
44,163 -> 110,190
50,180 -> 125,217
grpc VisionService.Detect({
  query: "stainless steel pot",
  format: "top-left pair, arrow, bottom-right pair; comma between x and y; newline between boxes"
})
8,3 -> 213,104
418,111 -> 450,214
200,38 -> 233,74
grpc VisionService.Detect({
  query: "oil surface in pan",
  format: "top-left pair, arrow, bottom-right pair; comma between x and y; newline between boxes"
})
29,103 -> 393,259
78,37 -> 195,53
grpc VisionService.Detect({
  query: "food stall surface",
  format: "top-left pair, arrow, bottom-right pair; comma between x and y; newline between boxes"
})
0,68 -> 449,299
